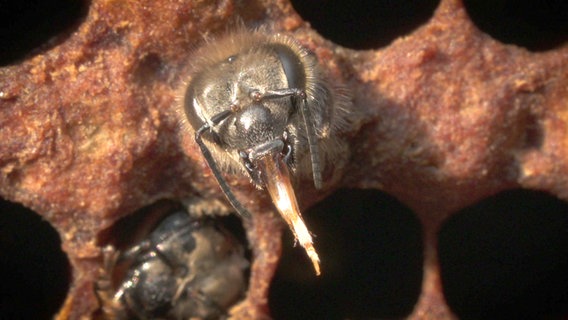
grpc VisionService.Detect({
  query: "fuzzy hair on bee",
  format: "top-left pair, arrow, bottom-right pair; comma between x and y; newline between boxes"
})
177,26 -> 354,275
177,27 -> 352,185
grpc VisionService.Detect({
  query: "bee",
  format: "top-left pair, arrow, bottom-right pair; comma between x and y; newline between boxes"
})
96,210 -> 248,319
180,27 -> 353,275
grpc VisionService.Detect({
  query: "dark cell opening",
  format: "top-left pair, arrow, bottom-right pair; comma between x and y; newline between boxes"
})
463,0 -> 568,51
95,200 -> 250,319
98,200 -> 249,259
290,0 -> 440,49
439,189 -> 568,319
98,200 -> 183,250
0,199 -> 71,318
269,189 -> 423,319
0,0 -> 88,66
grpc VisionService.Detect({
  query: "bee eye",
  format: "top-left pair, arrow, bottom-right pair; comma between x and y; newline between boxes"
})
227,55 -> 237,63
270,44 -> 306,90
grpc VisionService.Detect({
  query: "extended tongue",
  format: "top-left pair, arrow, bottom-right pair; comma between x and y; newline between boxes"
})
256,151 -> 321,275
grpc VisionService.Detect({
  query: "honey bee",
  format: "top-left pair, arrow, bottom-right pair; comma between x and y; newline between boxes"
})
179,27 -> 353,275
96,210 -> 248,319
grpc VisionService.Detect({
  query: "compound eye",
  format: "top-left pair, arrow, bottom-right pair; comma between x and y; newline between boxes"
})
183,79 -> 227,146
184,82 -> 207,131
271,44 -> 306,90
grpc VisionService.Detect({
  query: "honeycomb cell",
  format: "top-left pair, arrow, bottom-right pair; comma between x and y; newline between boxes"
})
0,199 -> 71,318
290,0 -> 440,49
96,201 -> 249,319
269,189 -> 423,319
439,189 -> 568,319
1,0 -> 567,318
463,0 -> 568,51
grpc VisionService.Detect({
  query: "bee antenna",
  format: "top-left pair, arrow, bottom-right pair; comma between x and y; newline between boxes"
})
248,88 -> 324,190
195,116 -> 253,219
272,44 -> 323,190
300,96 -> 323,189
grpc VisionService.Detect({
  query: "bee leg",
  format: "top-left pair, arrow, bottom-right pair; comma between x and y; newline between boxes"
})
95,246 -> 127,319
195,112 -> 253,219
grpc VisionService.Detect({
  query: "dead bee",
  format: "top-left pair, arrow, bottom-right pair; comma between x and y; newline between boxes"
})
180,28 -> 352,275
96,210 -> 248,319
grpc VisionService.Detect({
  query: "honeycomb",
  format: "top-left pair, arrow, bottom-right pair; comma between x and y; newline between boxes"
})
0,0 -> 566,319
